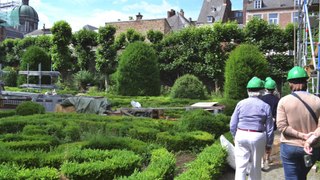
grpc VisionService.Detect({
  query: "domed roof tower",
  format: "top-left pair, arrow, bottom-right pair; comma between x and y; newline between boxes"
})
12,0 -> 39,34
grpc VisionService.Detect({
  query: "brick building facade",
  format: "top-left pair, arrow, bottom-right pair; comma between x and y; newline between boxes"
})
106,13 -> 172,36
243,0 -> 299,28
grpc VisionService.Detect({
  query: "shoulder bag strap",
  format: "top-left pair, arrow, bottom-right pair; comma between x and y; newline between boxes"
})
292,92 -> 318,124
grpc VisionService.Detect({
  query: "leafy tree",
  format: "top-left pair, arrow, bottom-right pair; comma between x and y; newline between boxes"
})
158,26 -> 226,92
34,35 -> 52,51
72,29 -> 97,71
213,21 -> 244,43
126,28 -> 145,43
147,30 -> 164,44
95,25 -> 117,91
114,32 -> 127,49
283,23 -> 295,51
50,20 -> 73,81
116,41 -> 160,96
224,44 -> 268,100
244,18 -> 270,44
244,18 -> 294,86
1,38 -> 19,67
15,37 -> 35,55
114,29 -> 145,50
2,66 -> 18,87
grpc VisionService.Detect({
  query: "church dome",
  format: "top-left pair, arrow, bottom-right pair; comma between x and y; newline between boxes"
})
17,4 -> 39,21
11,0 -> 39,34
12,0 -> 38,21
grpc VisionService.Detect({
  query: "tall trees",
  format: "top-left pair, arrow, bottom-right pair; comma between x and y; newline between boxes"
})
72,29 -> 97,71
95,25 -> 117,91
51,20 -> 73,81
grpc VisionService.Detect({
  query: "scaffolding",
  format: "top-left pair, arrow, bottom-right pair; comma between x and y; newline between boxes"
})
0,0 -> 20,27
296,0 -> 320,94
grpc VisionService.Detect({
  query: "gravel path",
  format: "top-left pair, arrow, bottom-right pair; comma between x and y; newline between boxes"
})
219,131 -> 320,180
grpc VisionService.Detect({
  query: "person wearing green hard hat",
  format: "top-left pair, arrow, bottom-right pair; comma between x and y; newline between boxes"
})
230,76 -> 274,180
260,77 -> 280,170
277,66 -> 320,179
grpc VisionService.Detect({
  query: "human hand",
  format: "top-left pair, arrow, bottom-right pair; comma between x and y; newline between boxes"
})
306,134 -> 318,145
304,142 -> 313,155
302,132 -> 314,140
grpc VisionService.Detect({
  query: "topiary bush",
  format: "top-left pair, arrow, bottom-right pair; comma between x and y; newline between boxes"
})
16,101 -> 45,116
178,109 -> 229,138
170,74 -> 207,99
224,44 -> 268,100
116,41 -> 160,96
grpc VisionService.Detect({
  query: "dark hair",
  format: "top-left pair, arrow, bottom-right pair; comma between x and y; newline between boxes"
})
288,77 -> 307,84
247,88 -> 263,92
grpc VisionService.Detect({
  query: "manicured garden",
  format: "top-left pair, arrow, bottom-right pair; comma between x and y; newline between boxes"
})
0,105 -> 231,179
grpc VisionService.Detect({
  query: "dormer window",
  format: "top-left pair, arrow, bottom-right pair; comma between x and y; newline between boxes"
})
254,0 -> 262,9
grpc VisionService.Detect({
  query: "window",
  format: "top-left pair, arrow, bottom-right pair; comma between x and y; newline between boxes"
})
254,0 -> 262,9
235,11 -> 243,18
269,13 -> 278,24
295,0 -> 300,6
293,12 -> 299,23
253,14 -> 262,19
207,16 -> 214,23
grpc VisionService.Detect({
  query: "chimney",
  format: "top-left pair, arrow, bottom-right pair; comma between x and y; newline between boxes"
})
136,12 -> 143,21
167,9 -> 176,18
180,9 -> 184,17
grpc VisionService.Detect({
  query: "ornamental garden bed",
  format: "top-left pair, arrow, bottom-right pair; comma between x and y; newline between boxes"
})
0,110 -> 230,179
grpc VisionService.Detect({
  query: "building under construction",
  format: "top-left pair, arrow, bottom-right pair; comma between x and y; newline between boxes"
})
296,0 -> 320,94
0,0 -> 39,40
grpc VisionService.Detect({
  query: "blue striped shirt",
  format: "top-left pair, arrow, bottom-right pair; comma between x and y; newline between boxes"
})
230,96 -> 274,147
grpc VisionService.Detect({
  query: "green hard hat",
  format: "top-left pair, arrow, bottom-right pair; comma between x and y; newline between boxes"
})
265,79 -> 276,89
287,66 -> 308,80
265,77 -> 272,82
247,76 -> 264,89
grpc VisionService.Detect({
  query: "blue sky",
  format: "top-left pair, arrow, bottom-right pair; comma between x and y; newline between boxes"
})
10,0 -> 243,31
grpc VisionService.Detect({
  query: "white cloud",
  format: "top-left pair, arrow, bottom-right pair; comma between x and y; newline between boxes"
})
123,0 -> 178,16
113,0 -> 128,5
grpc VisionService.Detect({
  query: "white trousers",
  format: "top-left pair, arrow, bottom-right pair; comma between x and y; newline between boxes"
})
234,130 -> 266,180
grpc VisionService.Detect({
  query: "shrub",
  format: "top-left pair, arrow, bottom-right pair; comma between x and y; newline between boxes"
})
2,66 -> 17,87
116,41 -> 160,96
224,44 -> 268,100
218,98 -> 239,116
119,148 -> 175,180
73,70 -> 95,91
16,101 -> 45,116
176,143 -> 227,180
19,46 -> 51,85
170,74 -> 207,99
178,109 -> 229,137
156,131 -> 214,152
0,110 -> 16,118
